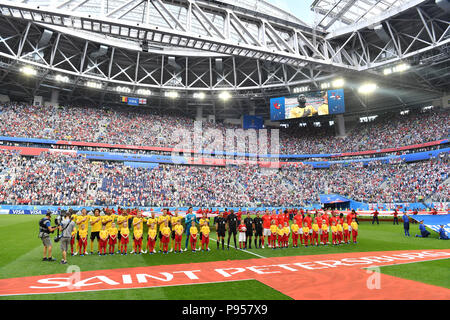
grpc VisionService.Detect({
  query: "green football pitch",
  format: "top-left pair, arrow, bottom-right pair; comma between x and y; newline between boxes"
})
0,215 -> 448,300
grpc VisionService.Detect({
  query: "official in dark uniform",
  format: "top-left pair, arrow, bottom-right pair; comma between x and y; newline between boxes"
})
253,211 -> 263,249
215,211 -> 227,250
402,212 -> 410,236
244,212 -> 254,249
226,209 -> 238,249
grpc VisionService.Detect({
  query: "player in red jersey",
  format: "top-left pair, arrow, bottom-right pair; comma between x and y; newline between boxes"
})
294,211 -> 303,226
322,211 -> 330,225
304,211 -> 312,240
277,211 -> 285,228
236,208 -> 243,222
347,211 -> 354,225
261,209 -> 272,248
293,211 -> 303,245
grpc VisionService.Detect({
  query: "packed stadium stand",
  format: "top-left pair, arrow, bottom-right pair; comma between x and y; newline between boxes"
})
0,102 -> 447,208
0,103 -> 448,155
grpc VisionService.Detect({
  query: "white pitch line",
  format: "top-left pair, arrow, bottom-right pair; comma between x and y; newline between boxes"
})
209,237 -> 267,259
362,256 -> 450,269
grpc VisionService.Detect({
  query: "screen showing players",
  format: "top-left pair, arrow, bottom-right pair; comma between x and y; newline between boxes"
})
270,89 -> 345,121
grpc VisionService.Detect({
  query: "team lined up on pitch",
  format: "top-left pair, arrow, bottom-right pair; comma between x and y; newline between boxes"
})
69,207 -> 359,256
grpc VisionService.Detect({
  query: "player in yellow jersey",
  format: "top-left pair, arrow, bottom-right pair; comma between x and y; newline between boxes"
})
291,222 -> 300,248
321,222 -> 329,245
288,94 -> 318,119
147,222 -> 157,254
78,223 -> 88,256
173,221 -> 184,253
331,221 -> 338,245
102,209 -> 115,230
89,209 -> 102,254
275,224 -> 284,248
351,219 -> 358,244
189,222 -> 199,252
133,223 -> 144,254
160,220 -> 171,254
75,208 -> 89,255
108,222 -> 118,255
337,222 -> 344,244
158,209 -> 170,252
120,222 -> 130,255
170,209 -> 182,253
343,221 -> 350,244
281,222 -> 289,248
269,220 -> 278,249
302,222 -> 310,247
99,224 -> 109,255
116,211 -> 130,249
311,219 -> 320,246
131,212 -> 145,254
198,211 -> 209,243
201,221 -> 211,252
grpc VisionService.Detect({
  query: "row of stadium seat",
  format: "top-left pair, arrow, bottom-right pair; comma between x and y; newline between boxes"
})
0,150 -> 447,207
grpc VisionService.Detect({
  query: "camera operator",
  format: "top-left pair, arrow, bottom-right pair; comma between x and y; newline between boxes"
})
58,211 -> 76,264
39,211 -> 58,262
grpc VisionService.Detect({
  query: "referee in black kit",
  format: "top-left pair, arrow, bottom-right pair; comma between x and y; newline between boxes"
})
215,211 -> 227,250
253,211 -> 263,249
226,209 -> 238,249
244,211 -> 254,249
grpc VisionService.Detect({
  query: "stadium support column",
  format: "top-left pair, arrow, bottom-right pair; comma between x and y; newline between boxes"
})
196,105 -> 203,122
335,114 -> 346,137
249,100 -> 256,116
50,89 -> 59,106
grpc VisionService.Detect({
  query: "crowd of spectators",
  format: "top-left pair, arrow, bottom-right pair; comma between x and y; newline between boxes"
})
0,150 -> 447,207
0,104 -> 447,155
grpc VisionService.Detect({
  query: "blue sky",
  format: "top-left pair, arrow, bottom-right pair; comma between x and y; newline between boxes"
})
266,0 -> 316,25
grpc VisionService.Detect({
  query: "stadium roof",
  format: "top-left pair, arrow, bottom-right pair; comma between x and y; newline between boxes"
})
311,0 -> 419,31
0,0 -> 448,119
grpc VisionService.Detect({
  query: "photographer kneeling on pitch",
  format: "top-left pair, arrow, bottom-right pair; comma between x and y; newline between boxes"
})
38,211 -> 58,261
56,211 -> 76,265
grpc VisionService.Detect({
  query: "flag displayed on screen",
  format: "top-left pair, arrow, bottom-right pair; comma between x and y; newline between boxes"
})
270,97 -> 286,121
127,97 -> 139,106
121,96 -> 147,106
328,89 -> 345,114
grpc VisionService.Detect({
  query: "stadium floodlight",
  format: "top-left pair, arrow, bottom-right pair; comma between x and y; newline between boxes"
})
383,68 -> 393,75
358,82 -> 377,94
20,66 -> 37,76
393,63 -> 410,73
55,74 -> 69,83
86,81 -> 102,89
218,91 -> 231,101
136,88 -> 152,96
116,86 -> 131,93
320,82 -> 330,90
331,78 -> 345,88
193,92 -> 206,100
165,91 -> 179,99
293,86 -> 309,94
